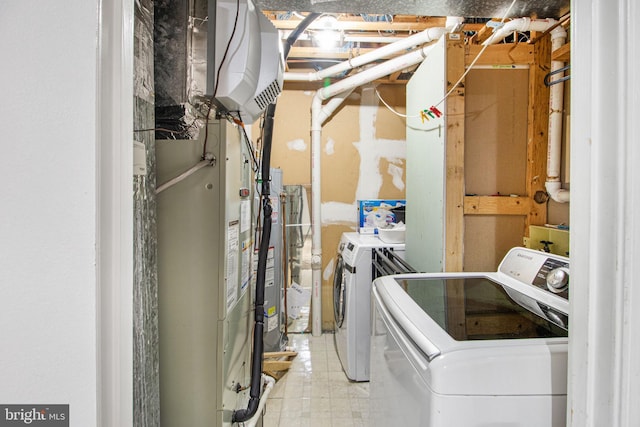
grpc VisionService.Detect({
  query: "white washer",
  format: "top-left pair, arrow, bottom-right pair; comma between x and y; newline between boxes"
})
333,232 -> 405,381
370,247 -> 570,426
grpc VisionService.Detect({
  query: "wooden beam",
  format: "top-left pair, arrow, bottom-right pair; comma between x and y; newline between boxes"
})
388,70 -> 402,82
464,196 -> 532,215
287,46 -> 406,60
445,33 -> 465,272
552,42 -> 571,62
466,43 -> 534,66
461,23 -> 488,32
525,33 -> 552,232
472,22 -> 499,45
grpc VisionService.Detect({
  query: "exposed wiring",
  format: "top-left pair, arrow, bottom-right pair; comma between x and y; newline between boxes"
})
375,0 -> 517,122
134,127 -> 190,134
431,0 -> 518,110
374,89 -> 419,119
226,112 -> 260,172
202,0 -> 241,160
407,123 -> 442,134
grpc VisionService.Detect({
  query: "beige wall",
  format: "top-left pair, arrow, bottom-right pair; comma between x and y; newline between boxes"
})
262,82 -> 407,330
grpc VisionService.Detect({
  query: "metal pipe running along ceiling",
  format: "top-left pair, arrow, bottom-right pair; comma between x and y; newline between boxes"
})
254,0 -> 569,19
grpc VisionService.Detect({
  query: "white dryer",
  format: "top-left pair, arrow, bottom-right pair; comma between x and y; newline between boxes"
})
370,247 -> 570,426
333,232 -> 406,381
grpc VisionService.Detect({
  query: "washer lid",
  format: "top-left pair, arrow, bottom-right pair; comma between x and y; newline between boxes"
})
373,274 -> 569,395
402,276 -> 568,339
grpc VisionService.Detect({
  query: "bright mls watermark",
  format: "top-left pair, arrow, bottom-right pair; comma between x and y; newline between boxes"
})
0,405 -> 68,427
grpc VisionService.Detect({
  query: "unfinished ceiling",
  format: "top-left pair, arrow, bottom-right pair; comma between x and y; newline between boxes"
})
260,0 -> 570,83
255,0 -> 570,19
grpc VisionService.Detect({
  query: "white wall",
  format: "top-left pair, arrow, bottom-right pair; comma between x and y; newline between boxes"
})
569,0 -> 640,425
0,1 -> 133,426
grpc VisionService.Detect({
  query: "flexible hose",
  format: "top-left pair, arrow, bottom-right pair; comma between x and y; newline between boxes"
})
233,11 -> 320,421
231,103 -> 274,424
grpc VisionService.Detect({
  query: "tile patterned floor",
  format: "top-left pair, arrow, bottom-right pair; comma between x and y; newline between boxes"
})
263,333 -> 370,427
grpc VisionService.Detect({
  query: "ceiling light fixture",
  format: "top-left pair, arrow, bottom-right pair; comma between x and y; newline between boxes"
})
311,15 -> 343,49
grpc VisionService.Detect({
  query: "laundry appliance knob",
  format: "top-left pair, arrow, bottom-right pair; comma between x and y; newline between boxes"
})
546,267 -> 569,293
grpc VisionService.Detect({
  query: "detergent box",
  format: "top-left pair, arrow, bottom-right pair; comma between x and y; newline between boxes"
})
357,199 -> 406,234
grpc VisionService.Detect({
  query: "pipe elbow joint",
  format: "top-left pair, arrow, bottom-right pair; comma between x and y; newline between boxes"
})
445,17 -> 464,33
551,23 -> 568,41
545,181 -> 570,203
427,26 -> 447,40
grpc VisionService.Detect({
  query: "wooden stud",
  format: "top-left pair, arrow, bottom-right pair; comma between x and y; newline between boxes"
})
473,21 -> 500,45
526,34 -> 552,233
445,33 -> 465,272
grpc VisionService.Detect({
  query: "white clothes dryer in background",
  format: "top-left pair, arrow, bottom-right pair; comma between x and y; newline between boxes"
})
333,232 -> 406,381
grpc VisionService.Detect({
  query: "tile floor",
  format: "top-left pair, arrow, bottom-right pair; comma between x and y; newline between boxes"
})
262,333 -> 370,427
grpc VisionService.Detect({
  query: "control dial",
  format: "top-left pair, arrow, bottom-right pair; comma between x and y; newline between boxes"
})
546,267 -> 569,293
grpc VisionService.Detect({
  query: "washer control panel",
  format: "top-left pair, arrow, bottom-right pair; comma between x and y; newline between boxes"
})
499,248 -> 570,300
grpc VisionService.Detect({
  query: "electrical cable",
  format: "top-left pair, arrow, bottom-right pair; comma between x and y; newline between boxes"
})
377,0 -> 518,122
226,113 -> 260,172
202,0 -> 241,160
374,88 -> 418,119
431,0 -> 518,110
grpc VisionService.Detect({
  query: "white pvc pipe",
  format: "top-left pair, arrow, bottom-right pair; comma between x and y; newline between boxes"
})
318,45 -> 435,100
545,25 -> 570,203
482,17 -> 570,202
483,18 -> 559,45
309,43 -> 437,336
310,88 -> 354,337
284,26 -> 446,82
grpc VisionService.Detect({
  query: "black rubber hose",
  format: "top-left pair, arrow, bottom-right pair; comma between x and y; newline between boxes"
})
232,199 -> 272,423
283,12 -> 321,60
233,11 -> 320,422
232,103 -> 276,424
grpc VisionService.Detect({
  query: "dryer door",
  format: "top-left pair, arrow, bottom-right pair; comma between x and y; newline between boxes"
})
333,255 -> 346,329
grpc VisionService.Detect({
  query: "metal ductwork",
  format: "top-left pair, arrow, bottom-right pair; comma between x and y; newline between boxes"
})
255,0 -> 569,19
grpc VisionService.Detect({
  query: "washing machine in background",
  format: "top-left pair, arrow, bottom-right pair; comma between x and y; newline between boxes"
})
370,247 -> 570,426
333,232 -> 406,381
